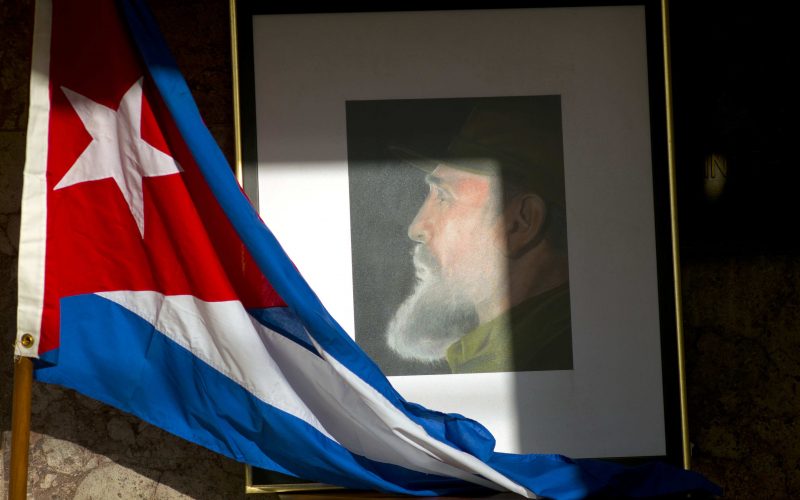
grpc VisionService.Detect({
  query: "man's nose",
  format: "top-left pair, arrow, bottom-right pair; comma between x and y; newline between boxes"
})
407,208 -> 428,243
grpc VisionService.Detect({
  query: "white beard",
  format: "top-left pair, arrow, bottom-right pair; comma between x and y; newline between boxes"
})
385,245 -> 478,362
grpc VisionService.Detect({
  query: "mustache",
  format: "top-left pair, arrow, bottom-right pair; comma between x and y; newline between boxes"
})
411,245 -> 439,279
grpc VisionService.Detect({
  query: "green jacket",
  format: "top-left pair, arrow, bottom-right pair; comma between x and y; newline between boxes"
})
446,283 -> 573,373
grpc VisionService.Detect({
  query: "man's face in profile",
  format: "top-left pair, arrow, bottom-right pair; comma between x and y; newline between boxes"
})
386,163 -> 509,362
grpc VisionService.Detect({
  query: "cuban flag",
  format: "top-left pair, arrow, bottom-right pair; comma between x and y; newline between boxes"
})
16,1 -> 719,498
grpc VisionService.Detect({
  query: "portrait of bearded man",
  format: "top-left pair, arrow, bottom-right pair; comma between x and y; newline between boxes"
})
347,96 -> 573,375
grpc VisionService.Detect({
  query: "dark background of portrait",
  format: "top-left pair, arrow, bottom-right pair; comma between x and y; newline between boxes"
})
1,1 -> 798,497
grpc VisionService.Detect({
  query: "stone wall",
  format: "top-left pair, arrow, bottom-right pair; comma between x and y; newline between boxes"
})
683,254 -> 800,497
1,1 -> 797,498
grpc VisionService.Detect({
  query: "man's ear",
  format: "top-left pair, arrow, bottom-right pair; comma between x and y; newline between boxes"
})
503,193 -> 547,258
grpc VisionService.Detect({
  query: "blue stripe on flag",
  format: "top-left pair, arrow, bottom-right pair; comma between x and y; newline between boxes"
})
247,307 -> 317,354
35,294 -> 485,496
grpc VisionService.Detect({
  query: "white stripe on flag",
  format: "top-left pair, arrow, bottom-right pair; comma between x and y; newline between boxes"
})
16,0 -> 53,357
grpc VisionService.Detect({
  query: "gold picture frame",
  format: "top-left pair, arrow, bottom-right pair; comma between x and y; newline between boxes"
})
231,0 -> 688,494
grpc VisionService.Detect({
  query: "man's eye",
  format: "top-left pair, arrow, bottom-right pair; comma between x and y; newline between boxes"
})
433,187 -> 451,204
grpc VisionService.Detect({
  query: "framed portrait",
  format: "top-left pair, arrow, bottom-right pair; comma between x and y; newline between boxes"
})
233,1 -> 685,492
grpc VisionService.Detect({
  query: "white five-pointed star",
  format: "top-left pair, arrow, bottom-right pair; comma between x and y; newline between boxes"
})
55,78 -> 182,237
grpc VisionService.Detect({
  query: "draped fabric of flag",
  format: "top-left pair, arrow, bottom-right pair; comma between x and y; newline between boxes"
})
16,1 -> 719,499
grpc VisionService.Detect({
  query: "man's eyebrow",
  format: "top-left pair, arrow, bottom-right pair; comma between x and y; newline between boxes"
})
424,173 -> 446,188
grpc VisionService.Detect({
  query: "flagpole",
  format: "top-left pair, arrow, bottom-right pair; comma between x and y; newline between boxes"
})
9,355 -> 34,500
